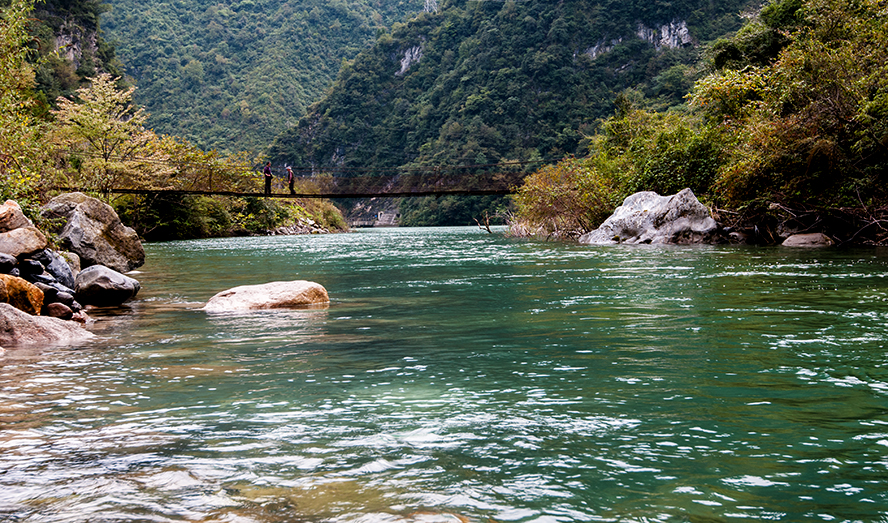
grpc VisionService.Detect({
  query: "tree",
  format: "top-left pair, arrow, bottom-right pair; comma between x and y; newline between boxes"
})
50,72 -> 173,192
0,0 -> 47,216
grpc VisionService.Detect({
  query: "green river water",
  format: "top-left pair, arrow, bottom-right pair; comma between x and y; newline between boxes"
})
1,226 -> 887,522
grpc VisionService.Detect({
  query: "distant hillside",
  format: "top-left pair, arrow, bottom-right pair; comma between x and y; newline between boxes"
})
101,0 -> 418,153
267,0 -> 756,225
25,0 -> 122,106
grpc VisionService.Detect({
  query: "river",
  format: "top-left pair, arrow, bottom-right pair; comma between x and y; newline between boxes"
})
1,227 -> 887,522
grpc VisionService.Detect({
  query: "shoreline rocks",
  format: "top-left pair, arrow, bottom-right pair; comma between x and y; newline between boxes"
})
782,232 -> 835,247
202,280 -> 329,312
42,192 -> 145,273
0,302 -> 94,347
0,195 -> 145,348
74,265 -> 141,307
580,189 -> 719,245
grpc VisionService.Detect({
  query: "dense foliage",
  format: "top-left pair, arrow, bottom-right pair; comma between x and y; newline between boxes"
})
690,0 -> 888,242
267,0 -> 753,225
1,0 -> 347,240
0,0 -> 49,218
514,0 -> 888,244
101,0 -> 417,154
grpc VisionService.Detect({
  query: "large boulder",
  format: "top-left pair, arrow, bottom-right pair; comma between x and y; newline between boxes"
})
579,189 -> 719,245
42,192 -> 144,273
74,265 -> 141,307
0,200 -> 47,258
0,225 -> 48,258
0,274 -> 44,315
0,303 -> 94,347
202,280 -> 329,312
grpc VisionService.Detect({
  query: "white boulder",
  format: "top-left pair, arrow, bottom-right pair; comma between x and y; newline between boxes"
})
579,188 -> 718,245
202,281 -> 329,312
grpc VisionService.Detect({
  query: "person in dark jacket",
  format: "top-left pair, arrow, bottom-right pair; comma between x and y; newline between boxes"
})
264,162 -> 272,195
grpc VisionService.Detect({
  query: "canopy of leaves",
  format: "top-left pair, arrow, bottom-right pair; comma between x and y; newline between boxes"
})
101,0 -> 417,154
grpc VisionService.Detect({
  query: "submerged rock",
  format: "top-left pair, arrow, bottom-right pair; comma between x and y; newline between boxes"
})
579,189 -> 718,245
782,233 -> 835,247
74,265 -> 141,307
42,192 -> 145,273
202,280 -> 329,312
0,302 -> 94,346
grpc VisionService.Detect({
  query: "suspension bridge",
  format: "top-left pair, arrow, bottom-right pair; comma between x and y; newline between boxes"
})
50,160 -> 537,199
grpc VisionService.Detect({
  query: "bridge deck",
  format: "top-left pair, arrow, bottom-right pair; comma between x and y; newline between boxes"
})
52,187 -> 516,198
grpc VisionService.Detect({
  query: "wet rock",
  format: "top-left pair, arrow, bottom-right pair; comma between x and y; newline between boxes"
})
202,280 -> 329,312
782,233 -> 835,247
0,303 -> 94,346
74,265 -> 141,307
579,189 -> 718,245
42,192 -> 145,273
0,274 -> 44,315
44,302 -> 74,320
34,282 -> 59,305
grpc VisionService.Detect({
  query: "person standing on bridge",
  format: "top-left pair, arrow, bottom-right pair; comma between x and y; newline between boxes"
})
263,162 -> 273,196
286,166 -> 295,195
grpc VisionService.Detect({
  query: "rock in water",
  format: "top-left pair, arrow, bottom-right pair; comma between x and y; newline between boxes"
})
0,303 -> 94,347
74,265 -> 141,307
782,233 -> 835,247
202,281 -> 329,312
0,274 -> 44,315
42,192 -> 145,273
579,188 -> 718,245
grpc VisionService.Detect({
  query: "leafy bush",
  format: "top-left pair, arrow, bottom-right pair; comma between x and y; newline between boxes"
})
510,156 -> 628,240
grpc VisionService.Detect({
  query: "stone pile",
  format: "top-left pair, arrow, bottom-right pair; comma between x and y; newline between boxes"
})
1,195 -> 145,348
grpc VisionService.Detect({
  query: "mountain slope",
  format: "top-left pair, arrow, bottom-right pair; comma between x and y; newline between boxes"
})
101,0 -> 418,153
268,0 -> 755,174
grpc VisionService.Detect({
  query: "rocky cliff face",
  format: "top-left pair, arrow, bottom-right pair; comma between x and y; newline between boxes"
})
636,20 -> 694,50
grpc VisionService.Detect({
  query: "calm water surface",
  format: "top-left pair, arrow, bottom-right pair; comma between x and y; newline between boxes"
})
1,227 -> 887,522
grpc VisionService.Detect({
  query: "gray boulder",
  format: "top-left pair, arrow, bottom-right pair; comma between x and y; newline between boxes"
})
42,192 -> 144,273
34,249 -> 76,288
74,265 -> 141,307
579,189 -> 718,245
0,303 -> 94,347
782,233 -> 835,247
202,280 -> 329,312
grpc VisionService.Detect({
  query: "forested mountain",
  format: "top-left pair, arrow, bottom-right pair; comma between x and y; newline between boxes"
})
101,0 -> 418,154
266,0 -> 756,225
21,0 -> 122,107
